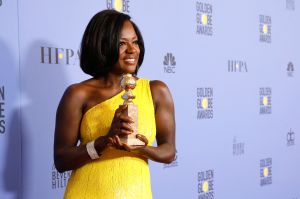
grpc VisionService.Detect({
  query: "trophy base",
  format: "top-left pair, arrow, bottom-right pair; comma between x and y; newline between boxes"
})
120,136 -> 145,146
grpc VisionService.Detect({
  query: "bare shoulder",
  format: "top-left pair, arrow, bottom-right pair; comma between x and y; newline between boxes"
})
150,80 -> 169,94
150,80 -> 173,108
59,80 -> 95,111
63,78 -> 96,99
63,83 -> 87,102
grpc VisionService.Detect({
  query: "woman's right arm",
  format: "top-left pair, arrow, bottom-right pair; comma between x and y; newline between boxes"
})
53,85 -> 108,173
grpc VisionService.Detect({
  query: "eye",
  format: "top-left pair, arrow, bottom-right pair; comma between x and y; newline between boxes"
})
133,40 -> 139,45
119,41 -> 126,47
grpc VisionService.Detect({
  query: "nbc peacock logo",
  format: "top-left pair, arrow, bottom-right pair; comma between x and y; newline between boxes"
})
287,129 -> 295,146
163,53 -> 176,73
287,62 -> 294,77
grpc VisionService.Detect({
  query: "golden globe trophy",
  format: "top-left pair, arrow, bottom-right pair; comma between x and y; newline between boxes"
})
120,74 -> 145,146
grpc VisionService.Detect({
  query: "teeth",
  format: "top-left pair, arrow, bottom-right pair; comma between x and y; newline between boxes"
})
125,59 -> 135,63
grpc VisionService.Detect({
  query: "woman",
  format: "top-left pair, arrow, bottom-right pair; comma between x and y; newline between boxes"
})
54,9 -> 175,199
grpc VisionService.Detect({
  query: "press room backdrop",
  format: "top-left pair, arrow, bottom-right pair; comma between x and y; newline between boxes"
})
1,0 -> 299,198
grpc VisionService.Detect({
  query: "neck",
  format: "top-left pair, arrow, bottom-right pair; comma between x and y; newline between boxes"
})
98,73 -> 131,88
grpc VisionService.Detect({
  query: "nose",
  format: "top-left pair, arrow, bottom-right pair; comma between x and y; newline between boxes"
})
126,42 -> 136,54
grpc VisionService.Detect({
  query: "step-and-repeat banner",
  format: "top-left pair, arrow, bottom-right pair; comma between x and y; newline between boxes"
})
1,0 -> 299,198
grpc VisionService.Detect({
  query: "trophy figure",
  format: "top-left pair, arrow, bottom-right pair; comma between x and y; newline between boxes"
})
120,74 -> 145,146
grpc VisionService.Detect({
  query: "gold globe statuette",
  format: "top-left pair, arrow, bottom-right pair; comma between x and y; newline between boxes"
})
120,74 -> 145,146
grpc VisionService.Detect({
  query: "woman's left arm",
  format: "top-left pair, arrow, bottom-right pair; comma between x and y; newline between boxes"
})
137,80 -> 176,164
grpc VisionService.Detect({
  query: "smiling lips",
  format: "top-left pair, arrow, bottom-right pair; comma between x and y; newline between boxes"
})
124,58 -> 136,65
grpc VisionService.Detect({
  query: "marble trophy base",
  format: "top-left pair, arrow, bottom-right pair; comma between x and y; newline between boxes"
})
120,104 -> 145,146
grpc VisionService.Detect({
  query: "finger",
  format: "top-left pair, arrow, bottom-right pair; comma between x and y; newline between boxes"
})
136,134 -> 148,145
110,135 -> 120,149
122,144 -> 131,152
115,135 -> 124,149
119,122 -> 133,132
119,115 -> 134,123
107,137 -> 114,145
118,104 -> 128,111
118,129 -> 132,136
124,145 -> 144,153
114,107 -> 122,116
114,105 -> 127,117
111,136 -> 117,146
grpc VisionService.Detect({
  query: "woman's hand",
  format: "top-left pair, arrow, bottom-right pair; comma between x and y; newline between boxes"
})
107,105 -> 149,151
122,134 -> 148,152
107,104 -> 133,149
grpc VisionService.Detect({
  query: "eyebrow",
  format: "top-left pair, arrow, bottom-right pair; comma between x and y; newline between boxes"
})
120,36 -> 138,41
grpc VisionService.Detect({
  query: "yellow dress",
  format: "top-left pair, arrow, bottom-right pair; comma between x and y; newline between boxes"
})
64,78 -> 156,199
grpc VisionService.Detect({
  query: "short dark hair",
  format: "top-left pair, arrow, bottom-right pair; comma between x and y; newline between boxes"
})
80,9 -> 145,78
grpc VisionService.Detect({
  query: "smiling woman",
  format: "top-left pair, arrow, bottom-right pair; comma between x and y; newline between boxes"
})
112,20 -> 141,75
79,10 -> 144,78
54,9 -> 175,199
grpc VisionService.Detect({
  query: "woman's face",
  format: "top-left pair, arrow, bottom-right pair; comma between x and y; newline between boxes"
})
113,20 -> 140,74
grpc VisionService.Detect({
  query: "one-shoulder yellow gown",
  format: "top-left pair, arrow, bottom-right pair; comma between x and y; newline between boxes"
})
64,78 -> 156,199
